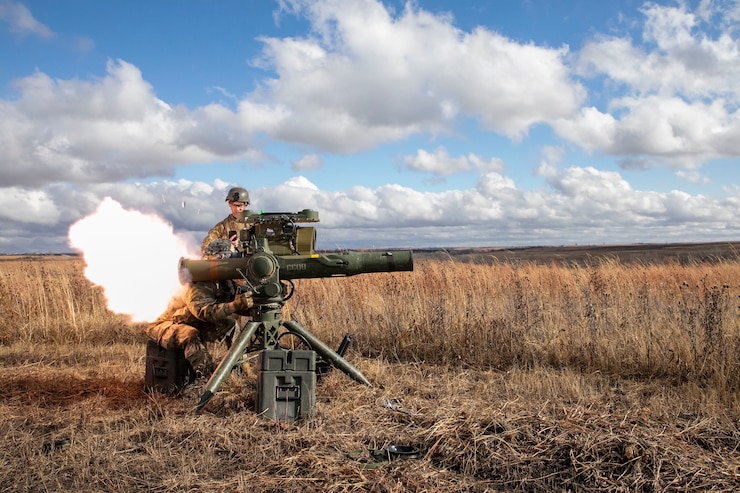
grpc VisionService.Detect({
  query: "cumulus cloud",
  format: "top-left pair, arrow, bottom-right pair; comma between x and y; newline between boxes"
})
578,3 -> 740,99
403,147 -> 504,176
0,0 -> 587,189
3,0 -> 740,191
0,187 -> 60,224
0,165 -> 738,253
564,1 -> 740,168
555,95 -> 740,168
0,60 -> 260,187
256,0 -> 584,150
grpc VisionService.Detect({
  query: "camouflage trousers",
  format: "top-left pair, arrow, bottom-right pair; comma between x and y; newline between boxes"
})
145,319 -> 238,376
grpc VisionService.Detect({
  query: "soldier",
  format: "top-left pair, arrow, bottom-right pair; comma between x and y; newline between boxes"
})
145,239 -> 253,378
201,186 -> 252,255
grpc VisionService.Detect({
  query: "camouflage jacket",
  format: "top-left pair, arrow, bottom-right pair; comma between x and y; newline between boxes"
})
153,280 -> 240,330
201,214 -> 252,254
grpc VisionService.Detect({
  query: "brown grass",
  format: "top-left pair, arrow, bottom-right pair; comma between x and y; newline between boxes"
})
291,258 -> 740,397
0,254 -> 739,492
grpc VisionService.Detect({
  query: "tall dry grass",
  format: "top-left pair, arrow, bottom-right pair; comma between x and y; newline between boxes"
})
0,258 -> 137,345
290,257 -> 740,398
2,256 -> 738,397
1,255 -> 739,491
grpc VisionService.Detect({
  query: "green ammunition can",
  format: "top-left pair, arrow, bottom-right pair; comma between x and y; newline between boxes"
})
257,349 -> 316,420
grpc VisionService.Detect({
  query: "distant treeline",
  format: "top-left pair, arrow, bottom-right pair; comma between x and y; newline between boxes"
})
3,241 -> 740,267
412,241 -> 740,266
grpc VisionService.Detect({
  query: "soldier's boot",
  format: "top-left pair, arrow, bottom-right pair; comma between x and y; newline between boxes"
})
184,340 -> 215,379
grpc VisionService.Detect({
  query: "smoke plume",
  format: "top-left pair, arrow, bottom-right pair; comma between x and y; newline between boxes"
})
68,197 -> 199,322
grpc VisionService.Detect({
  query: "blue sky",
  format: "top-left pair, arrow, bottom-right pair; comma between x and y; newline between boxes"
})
1,0 -> 740,253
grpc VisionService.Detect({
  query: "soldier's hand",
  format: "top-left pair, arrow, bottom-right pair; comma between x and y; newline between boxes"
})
232,292 -> 254,313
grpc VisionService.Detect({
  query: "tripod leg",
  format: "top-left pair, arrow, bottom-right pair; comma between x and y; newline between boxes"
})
283,320 -> 371,386
195,320 -> 260,412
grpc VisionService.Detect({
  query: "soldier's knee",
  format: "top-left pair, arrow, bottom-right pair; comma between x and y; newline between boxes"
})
174,326 -> 199,346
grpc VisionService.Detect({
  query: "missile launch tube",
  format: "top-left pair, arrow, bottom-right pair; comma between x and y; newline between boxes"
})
180,250 -> 413,283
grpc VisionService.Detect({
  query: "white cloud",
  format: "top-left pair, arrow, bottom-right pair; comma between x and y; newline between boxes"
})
0,0 -> 53,38
203,170 -> 740,242
554,96 -> 739,168
553,106 -> 618,153
677,170 -> 710,184
291,153 -> 322,171
579,3 -> 740,100
535,146 -> 565,177
0,187 -> 60,224
549,166 -> 632,198
404,147 -> 504,176
8,0 -> 739,191
404,147 -> 470,175
469,154 -> 505,174
0,60 -> 260,187
0,165 -> 738,253
254,0 -> 584,150
535,162 -> 557,178
476,172 -> 517,199
564,1 -> 740,168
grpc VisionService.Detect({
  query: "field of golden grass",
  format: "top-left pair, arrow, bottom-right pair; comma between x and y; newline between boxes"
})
0,252 -> 739,492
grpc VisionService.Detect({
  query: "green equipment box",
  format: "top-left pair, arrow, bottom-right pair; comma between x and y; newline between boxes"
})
257,349 -> 316,421
144,340 -> 193,394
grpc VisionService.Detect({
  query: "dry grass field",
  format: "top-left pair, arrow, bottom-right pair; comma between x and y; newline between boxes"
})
0,245 -> 739,492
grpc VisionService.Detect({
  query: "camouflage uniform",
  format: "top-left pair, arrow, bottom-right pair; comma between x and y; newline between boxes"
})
145,279 -> 247,377
201,186 -> 252,255
200,214 -> 251,255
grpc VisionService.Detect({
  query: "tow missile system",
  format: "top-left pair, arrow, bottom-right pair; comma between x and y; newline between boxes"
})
176,209 -> 414,413
180,250 -> 413,300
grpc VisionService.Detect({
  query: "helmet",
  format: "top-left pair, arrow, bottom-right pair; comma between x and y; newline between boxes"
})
225,186 -> 250,204
203,239 -> 235,260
